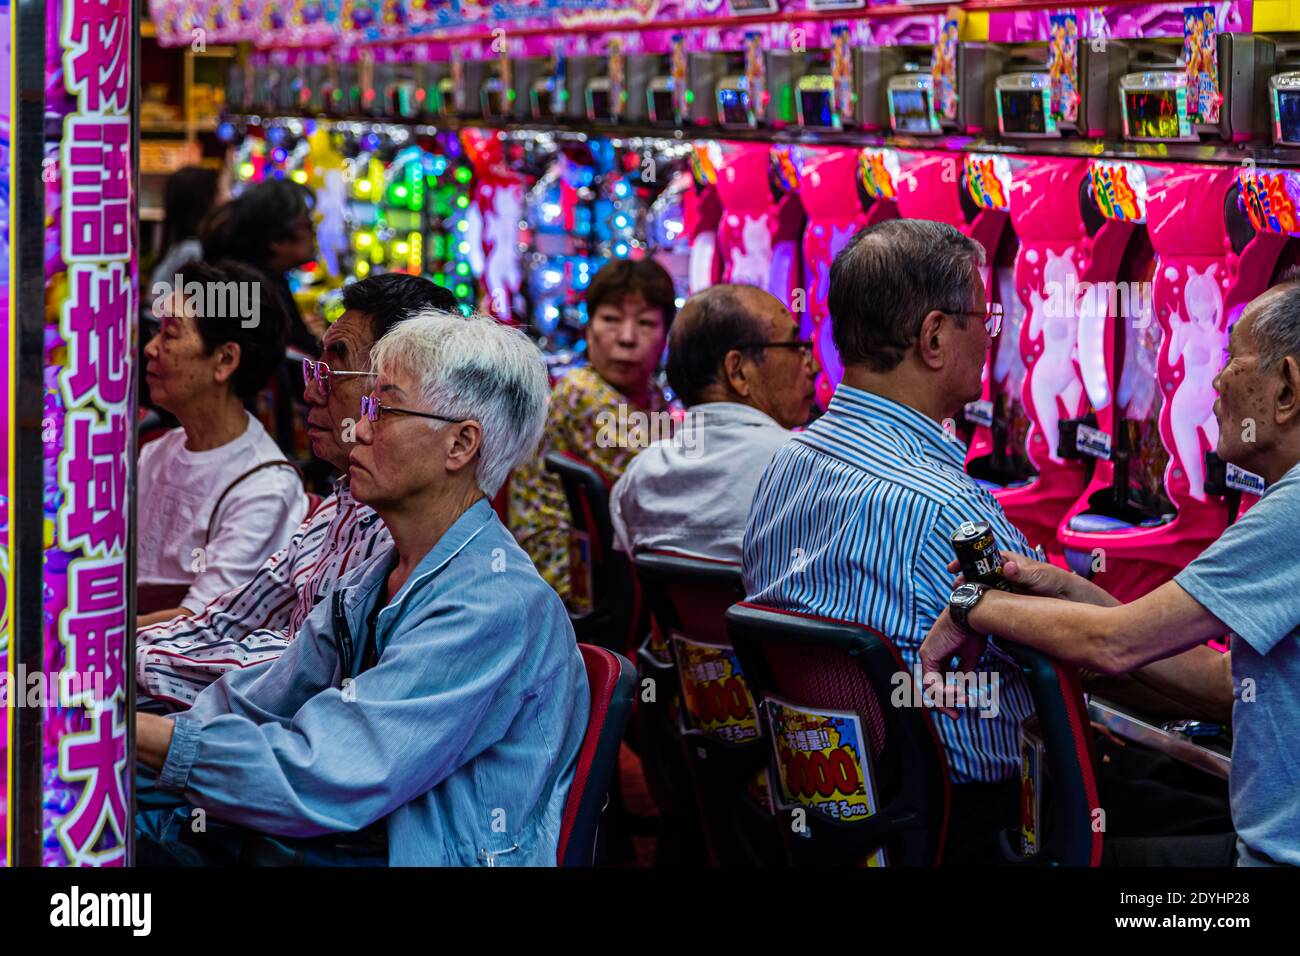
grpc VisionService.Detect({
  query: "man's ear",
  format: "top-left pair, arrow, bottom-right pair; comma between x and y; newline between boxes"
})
444,420 -> 484,477
916,310 -> 946,370
722,349 -> 749,396
1276,354 -> 1300,426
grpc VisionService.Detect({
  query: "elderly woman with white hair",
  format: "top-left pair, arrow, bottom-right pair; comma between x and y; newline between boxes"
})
135,312 -> 589,867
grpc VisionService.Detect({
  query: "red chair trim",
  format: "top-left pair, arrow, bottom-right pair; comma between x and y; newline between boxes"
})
557,645 -> 616,865
1051,659 -> 1104,867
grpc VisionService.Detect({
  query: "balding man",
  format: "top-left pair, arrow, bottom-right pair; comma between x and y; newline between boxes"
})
610,283 -> 818,562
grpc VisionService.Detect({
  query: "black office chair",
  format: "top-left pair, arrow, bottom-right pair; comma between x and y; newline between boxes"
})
543,451 -> 644,864
544,451 -> 641,656
996,642 -> 1103,867
725,602 -> 951,867
635,551 -> 781,865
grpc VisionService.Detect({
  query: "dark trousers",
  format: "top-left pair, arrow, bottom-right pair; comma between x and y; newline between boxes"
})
135,768 -> 386,866
943,779 -> 1021,866
1097,739 -> 1236,867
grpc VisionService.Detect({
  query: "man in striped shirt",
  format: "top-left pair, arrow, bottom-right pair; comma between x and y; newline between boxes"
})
742,219 -> 1035,864
136,273 -> 457,709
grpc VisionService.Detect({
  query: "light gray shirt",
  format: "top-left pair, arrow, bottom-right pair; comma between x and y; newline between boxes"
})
610,402 -> 792,562
1175,460 -> 1300,867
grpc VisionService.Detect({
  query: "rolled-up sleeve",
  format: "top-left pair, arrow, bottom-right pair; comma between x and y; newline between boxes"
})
155,584 -> 531,838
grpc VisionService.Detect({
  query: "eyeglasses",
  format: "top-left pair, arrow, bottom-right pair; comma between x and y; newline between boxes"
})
359,394 -> 462,425
303,358 -> 377,395
745,340 -> 816,360
944,303 -> 1004,338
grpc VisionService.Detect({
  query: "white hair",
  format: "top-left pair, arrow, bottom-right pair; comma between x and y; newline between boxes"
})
370,311 -> 550,497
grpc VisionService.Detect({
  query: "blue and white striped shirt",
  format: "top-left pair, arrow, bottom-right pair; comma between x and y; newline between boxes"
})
742,385 -> 1035,784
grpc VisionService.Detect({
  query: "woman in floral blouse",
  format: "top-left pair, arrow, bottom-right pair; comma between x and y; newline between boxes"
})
510,259 -> 678,604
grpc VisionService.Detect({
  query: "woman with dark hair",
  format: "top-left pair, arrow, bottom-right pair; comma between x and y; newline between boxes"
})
149,166 -> 223,302
201,178 -> 320,356
510,257 -> 679,604
138,259 -> 308,625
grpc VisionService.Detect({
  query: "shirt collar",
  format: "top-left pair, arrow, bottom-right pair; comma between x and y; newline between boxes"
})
685,402 -> 786,430
823,384 -> 968,470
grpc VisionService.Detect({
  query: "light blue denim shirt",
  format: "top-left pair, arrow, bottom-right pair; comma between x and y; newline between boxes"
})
156,498 -> 590,866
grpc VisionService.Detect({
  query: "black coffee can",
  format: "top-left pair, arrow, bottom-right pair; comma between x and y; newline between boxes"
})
950,520 -> 1012,591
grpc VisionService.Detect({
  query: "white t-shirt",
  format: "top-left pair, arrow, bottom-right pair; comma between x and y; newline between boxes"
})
137,412 -> 308,613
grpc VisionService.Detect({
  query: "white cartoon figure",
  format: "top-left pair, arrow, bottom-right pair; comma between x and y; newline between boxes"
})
315,168 -> 349,278
728,213 -> 774,287
477,182 -> 523,310
1076,278 -> 1111,411
1027,247 -> 1083,461
689,230 -> 718,294
1166,263 -> 1225,502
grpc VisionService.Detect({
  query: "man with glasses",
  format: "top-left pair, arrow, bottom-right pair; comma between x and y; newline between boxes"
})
742,218 -> 1031,865
610,284 -> 819,562
136,272 -> 458,710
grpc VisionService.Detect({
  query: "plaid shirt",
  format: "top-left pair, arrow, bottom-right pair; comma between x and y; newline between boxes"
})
136,479 -> 390,708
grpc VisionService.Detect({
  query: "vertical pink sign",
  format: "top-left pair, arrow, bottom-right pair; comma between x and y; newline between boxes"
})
42,0 -> 135,865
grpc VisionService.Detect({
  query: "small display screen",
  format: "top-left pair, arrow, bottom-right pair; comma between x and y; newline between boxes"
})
483,88 -> 507,117
649,88 -> 675,123
1124,89 -> 1186,140
999,88 -> 1048,135
588,89 -> 612,121
532,85 -> 558,119
718,87 -> 751,126
799,89 -> 835,128
1277,89 -> 1300,144
891,89 -> 933,133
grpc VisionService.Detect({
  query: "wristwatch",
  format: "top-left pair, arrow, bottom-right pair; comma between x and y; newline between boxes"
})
948,582 -> 990,634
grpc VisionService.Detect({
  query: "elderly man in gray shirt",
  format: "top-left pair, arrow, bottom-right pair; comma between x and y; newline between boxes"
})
921,279 -> 1300,867
610,284 -> 819,562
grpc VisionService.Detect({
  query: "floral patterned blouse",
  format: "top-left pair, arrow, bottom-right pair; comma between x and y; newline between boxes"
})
510,365 -> 664,605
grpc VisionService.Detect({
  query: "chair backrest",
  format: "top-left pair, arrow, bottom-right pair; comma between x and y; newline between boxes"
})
997,643 -> 1103,867
635,552 -> 779,865
558,644 -> 637,867
634,550 -> 753,742
544,451 -> 641,653
725,602 -> 951,867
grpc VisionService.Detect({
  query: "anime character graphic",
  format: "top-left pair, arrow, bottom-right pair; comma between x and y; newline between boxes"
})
1183,8 -> 1221,122
609,41 -> 626,119
744,33 -> 766,124
831,28 -> 853,121
1166,263 -> 1225,502
670,35 -> 688,120
931,19 -> 960,122
1027,247 -> 1084,461
1048,15 -> 1079,123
